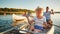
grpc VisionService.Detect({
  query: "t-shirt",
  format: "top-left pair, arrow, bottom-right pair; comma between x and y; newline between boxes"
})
33,16 -> 46,27
44,11 -> 51,20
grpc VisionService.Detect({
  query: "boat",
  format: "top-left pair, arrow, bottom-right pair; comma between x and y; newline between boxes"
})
12,14 -> 54,34
0,14 -> 54,34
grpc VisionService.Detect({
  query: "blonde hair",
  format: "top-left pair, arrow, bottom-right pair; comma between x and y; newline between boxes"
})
35,6 -> 43,12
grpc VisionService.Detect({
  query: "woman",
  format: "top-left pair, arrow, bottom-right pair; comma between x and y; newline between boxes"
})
30,7 -> 47,33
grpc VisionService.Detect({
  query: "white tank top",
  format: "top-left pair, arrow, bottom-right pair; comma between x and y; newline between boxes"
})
33,16 -> 46,27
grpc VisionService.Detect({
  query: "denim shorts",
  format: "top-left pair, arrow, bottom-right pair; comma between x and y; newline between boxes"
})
34,25 -> 44,31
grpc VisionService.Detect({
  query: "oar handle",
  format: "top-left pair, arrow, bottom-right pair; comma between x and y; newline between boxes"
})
26,11 -> 31,25
53,24 -> 60,28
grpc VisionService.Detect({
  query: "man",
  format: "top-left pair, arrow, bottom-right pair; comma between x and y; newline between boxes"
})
44,6 -> 54,22
44,6 -> 54,28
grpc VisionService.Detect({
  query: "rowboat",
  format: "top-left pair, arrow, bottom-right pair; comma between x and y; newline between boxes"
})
12,14 -> 54,34
0,14 -> 54,34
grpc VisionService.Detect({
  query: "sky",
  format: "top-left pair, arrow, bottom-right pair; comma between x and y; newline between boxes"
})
0,0 -> 60,11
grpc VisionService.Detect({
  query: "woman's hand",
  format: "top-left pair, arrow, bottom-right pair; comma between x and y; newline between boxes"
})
43,22 -> 47,29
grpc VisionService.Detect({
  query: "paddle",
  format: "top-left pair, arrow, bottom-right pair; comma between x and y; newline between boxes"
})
19,29 -> 46,34
53,24 -> 60,28
26,11 -> 31,25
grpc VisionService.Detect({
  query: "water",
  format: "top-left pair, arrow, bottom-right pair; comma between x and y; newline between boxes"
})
51,14 -> 60,34
0,14 -> 60,34
0,15 -> 13,32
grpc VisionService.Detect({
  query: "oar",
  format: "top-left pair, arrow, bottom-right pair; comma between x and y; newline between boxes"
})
19,29 -> 46,34
26,12 -> 32,30
53,24 -> 60,28
26,11 -> 31,25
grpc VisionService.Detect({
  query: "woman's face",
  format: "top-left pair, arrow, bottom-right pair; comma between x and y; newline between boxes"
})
35,8 -> 43,16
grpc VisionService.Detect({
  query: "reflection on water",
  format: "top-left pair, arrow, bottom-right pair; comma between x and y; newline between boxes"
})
0,14 -> 60,34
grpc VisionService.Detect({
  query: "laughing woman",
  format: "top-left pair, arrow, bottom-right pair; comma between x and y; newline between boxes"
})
29,7 -> 47,33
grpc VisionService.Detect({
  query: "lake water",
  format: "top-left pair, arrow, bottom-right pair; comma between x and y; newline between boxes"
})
0,14 -> 60,34
0,15 -> 13,32
51,14 -> 60,34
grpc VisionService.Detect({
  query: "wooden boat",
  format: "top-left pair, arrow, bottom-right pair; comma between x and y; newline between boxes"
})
12,14 -> 54,34
0,14 -> 54,34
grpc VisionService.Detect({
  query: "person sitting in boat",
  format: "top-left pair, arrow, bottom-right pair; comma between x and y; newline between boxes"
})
29,6 -> 47,32
44,6 -> 54,22
43,6 -> 54,28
